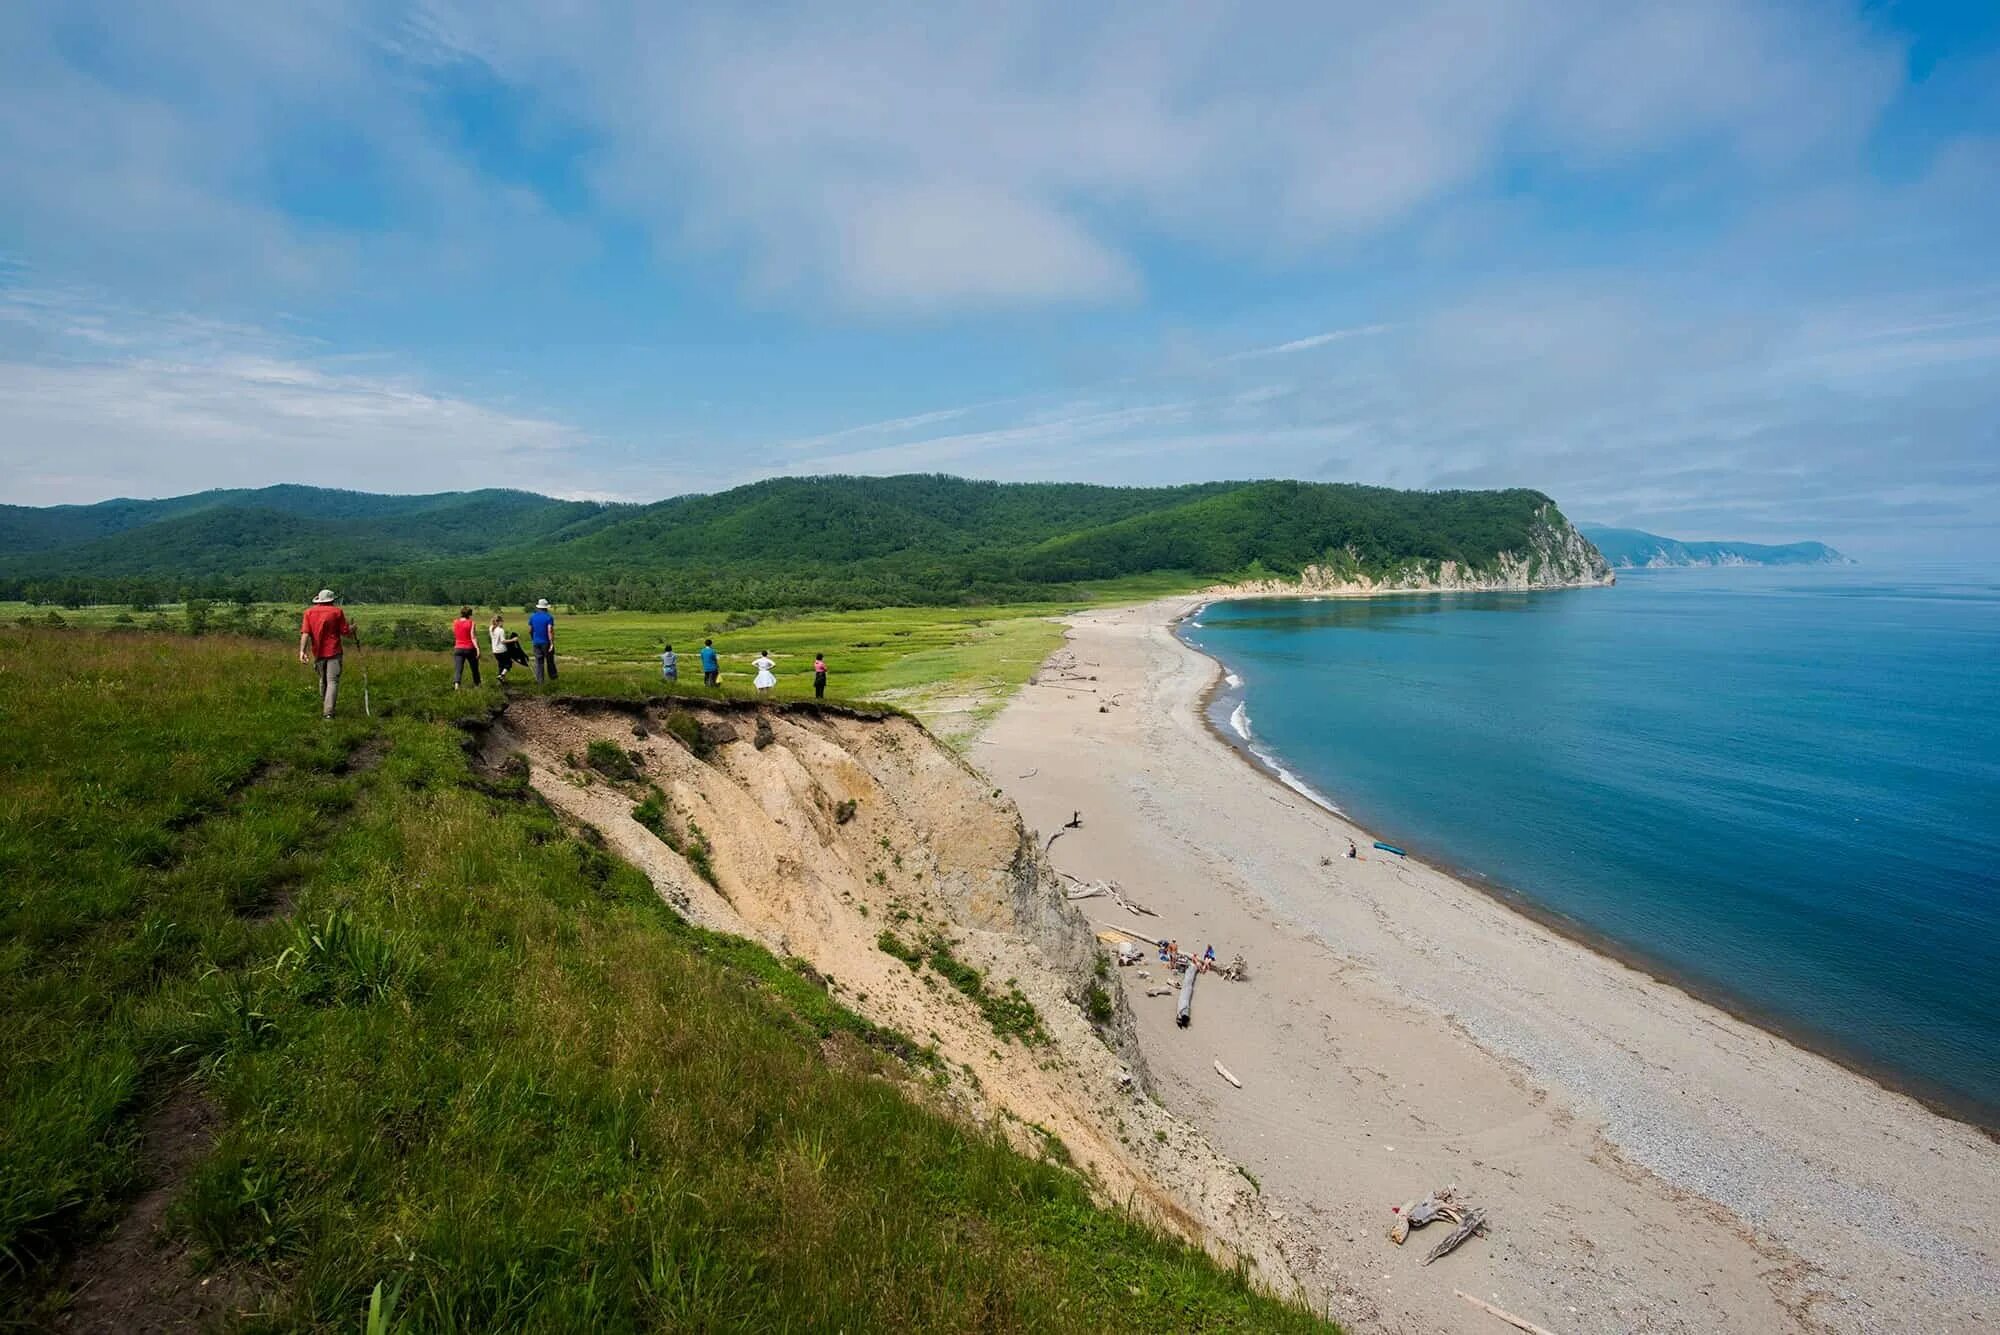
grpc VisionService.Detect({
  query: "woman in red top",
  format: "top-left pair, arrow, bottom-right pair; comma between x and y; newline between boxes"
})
451,606 -> 482,689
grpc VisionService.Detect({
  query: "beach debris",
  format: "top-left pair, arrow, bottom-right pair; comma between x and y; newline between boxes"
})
1017,767 -> 1038,779
1065,881 -> 1106,901
1146,986 -> 1174,997
1110,884 -> 1158,918
1425,1209 -> 1488,1264
1219,952 -> 1250,982
1388,1186 -> 1489,1262
1213,1059 -> 1242,1088
1116,941 -> 1145,967
1453,1291 -> 1557,1335
1176,960 -> 1198,1027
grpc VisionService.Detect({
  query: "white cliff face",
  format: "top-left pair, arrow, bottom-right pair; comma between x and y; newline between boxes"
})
1207,504 -> 1615,598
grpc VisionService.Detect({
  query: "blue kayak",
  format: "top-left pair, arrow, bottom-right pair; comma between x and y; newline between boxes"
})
1373,841 -> 1406,857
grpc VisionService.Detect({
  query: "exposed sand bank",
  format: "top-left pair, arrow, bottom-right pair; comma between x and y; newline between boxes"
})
488,696 -> 1306,1291
975,598 -> 1999,1333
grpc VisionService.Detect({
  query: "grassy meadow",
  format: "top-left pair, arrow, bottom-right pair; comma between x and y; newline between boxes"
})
1,572 -> 1194,746
0,624 -> 1328,1331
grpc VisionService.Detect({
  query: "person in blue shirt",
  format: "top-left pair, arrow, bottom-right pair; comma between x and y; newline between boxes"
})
699,638 -> 719,687
660,642 -> 677,683
528,599 -> 557,682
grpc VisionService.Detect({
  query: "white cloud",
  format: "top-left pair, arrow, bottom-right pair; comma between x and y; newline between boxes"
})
302,0 -> 1913,312
0,288 -> 591,504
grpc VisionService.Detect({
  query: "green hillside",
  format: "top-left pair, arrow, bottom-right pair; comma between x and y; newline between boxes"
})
0,627 -> 1330,1330
1,474 -> 1600,610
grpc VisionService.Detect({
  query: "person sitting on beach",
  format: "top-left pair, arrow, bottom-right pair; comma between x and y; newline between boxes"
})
1201,944 -> 1217,973
1346,838 -> 1358,859
660,642 -> 678,683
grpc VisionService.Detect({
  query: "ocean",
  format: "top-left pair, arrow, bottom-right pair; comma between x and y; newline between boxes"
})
1181,566 -> 2000,1128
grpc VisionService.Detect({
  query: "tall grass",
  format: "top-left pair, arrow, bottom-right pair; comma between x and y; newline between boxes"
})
0,627 -> 1329,1331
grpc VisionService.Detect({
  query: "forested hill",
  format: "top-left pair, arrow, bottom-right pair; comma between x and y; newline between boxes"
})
1,475 -> 1605,610
1578,526 -> 1850,569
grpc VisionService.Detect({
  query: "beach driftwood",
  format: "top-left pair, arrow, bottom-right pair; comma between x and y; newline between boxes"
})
1453,1291 -> 1557,1335
1213,1059 -> 1242,1088
1425,1208 -> 1487,1264
1176,961 -> 1197,1027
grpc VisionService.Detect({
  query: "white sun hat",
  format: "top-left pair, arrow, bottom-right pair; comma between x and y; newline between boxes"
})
312,589 -> 338,603
535,598 -> 551,609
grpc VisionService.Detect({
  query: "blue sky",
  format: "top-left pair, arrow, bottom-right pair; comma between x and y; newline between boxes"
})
2,1 -> 1996,556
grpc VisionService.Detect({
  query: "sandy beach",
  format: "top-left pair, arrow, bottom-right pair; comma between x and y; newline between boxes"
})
975,598 -> 1999,1334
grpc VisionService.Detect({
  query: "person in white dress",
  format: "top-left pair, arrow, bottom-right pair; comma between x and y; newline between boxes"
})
752,649 -> 777,694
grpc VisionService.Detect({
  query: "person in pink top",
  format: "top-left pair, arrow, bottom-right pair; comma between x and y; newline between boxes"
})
451,606 -> 482,689
813,652 -> 827,699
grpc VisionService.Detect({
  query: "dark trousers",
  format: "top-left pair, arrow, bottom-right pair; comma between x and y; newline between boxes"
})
703,669 -> 718,687
813,671 -> 826,699
534,644 -> 558,681
453,648 -> 481,686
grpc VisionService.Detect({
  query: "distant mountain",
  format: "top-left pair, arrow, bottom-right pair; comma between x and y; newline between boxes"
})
1578,525 -> 1849,570
1,475 -> 1610,610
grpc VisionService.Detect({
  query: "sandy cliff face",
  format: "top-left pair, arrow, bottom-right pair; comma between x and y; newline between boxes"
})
1211,503 -> 1614,597
485,696 -> 1302,1293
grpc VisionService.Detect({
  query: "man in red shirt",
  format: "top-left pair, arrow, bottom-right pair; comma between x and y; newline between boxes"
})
298,589 -> 357,720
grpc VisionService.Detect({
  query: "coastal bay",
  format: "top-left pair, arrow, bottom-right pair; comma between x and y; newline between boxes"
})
976,597 -> 1999,1333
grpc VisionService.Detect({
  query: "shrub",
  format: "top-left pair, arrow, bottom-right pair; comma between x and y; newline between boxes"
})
876,930 -> 921,969
1085,983 -> 1113,1025
682,818 -> 718,887
927,939 -> 1048,1046
585,738 -> 638,781
834,798 -> 858,825
631,788 -> 672,843
661,711 -> 709,759
753,715 -> 775,750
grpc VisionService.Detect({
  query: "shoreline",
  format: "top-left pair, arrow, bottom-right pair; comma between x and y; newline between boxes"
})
976,595 -> 1999,1333
1176,601 -> 1998,1136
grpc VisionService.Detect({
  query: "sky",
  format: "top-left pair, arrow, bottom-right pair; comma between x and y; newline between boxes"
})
2,1 -> 1997,557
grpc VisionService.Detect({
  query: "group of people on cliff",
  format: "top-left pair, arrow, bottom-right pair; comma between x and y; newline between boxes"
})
299,589 -> 827,719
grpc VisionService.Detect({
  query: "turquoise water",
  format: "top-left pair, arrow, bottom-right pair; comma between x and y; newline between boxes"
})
1182,567 -> 2000,1127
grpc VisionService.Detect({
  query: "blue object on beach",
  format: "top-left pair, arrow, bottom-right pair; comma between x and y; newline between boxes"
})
1373,841 -> 1406,857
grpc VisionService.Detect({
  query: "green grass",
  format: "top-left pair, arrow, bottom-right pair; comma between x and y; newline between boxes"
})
1,573 -> 1196,747
0,626 -> 1329,1331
